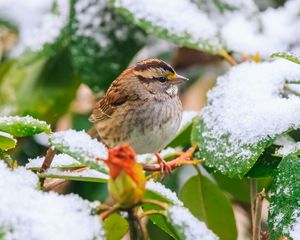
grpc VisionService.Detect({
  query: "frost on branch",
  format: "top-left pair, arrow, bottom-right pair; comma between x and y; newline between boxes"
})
193,60 -> 300,177
49,130 -> 108,173
167,206 -> 219,240
0,162 -> 105,240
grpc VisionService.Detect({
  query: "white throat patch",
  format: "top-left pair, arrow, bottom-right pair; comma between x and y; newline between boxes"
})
166,85 -> 178,96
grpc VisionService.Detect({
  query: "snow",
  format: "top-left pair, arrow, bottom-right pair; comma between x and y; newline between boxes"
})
221,0 -> 300,57
0,115 -> 50,128
146,180 -> 183,206
49,129 -> 108,164
115,0 -> 221,51
277,141 -> 300,156
26,154 -> 81,169
0,0 -> 69,56
0,162 -> 105,240
290,213 -> 300,240
201,59 -> 300,157
167,206 -> 218,240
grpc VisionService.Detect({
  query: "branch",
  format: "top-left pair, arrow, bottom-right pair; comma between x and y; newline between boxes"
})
219,50 -> 237,66
252,189 -> 265,240
250,179 -> 257,228
38,148 -> 56,187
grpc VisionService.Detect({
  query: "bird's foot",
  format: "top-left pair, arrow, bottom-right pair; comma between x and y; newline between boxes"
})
154,152 -> 172,175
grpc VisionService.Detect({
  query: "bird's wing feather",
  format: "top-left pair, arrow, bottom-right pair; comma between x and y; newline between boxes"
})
89,87 -> 128,122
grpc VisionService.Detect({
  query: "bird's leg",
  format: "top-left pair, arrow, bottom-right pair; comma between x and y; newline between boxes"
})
154,152 -> 172,175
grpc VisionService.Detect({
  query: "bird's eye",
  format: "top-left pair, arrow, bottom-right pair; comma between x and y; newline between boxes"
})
158,77 -> 167,83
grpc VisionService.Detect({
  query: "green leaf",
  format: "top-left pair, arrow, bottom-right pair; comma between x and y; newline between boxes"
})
104,213 -> 128,240
0,116 -> 51,137
271,52 -> 300,65
70,0 -> 146,92
191,117 -> 274,178
268,155 -> 300,240
166,205 -> 219,240
0,131 -> 16,151
180,174 -> 237,240
113,0 -> 224,55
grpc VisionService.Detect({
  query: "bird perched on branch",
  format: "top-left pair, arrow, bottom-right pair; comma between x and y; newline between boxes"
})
89,58 -> 188,154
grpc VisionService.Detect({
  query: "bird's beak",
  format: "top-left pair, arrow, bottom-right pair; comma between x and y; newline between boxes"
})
171,74 -> 189,85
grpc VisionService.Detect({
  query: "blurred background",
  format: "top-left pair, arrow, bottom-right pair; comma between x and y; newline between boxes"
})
0,0 -> 299,239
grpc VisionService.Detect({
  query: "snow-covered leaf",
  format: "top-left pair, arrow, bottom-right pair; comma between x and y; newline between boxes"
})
192,60 -> 300,177
70,0 -> 146,92
0,0 -> 70,58
0,116 -> 51,137
0,131 -> 16,151
49,130 -> 108,173
271,52 -> 300,65
167,205 -> 219,240
0,162 -> 105,240
268,155 -> 300,240
113,0 -> 224,54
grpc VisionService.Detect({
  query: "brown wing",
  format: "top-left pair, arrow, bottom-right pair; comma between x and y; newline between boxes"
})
89,87 -> 128,123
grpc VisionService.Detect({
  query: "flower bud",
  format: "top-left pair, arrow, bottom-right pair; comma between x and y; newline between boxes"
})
104,144 -> 146,208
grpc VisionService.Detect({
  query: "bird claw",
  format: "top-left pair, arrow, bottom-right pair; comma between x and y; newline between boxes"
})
154,152 -> 172,175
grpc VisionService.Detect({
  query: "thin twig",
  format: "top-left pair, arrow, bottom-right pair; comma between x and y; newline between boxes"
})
219,50 -> 237,66
39,148 -> 56,187
99,204 -> 120,221
250,179 -> 257,228
141,199 -> 168,209
127,208 -> 144,240
252,189 -> 266,240
141,210 -> 166,218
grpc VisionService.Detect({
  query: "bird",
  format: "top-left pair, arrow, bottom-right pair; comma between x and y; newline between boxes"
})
89,58 -> 188,155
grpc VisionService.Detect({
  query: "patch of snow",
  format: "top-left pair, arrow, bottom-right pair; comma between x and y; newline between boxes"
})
0,162 -> 105,240
167,206 -> 218,240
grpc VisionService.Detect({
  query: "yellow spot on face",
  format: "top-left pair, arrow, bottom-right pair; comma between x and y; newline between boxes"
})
166,73 -> 176,79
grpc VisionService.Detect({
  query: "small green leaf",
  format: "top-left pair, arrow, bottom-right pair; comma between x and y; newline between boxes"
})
113,0 -> 224,55
268,155 -> 300,239
180,174 -> 237,240
0,116 -> 51,137
104,213 -> 128,240
271,52 -> 300,65
0,131 -> 16,150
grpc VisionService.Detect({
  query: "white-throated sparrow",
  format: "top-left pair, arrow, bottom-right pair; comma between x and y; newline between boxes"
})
89,58 -> 188,154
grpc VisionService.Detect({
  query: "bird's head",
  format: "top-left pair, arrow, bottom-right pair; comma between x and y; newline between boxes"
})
133,58 -> 188,96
